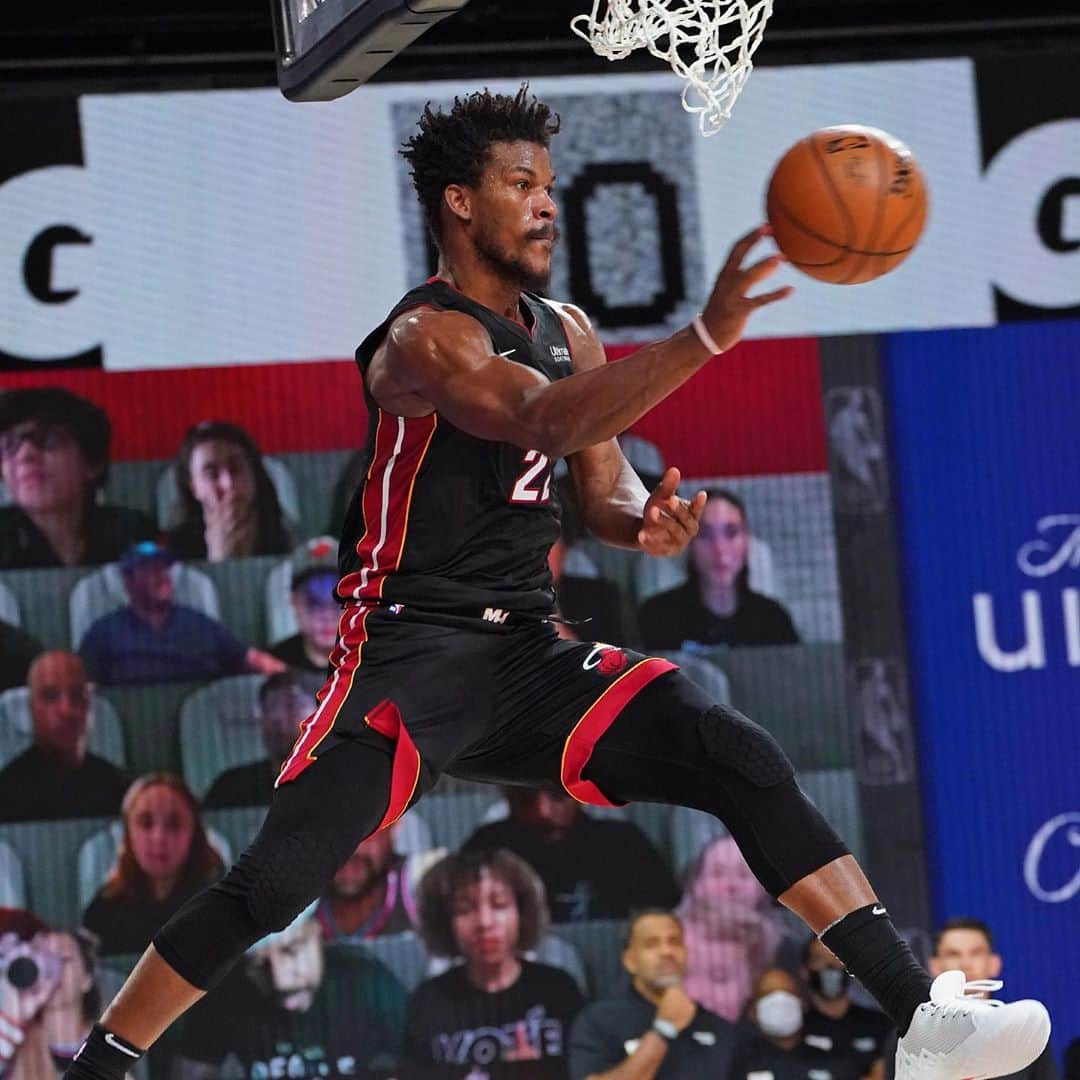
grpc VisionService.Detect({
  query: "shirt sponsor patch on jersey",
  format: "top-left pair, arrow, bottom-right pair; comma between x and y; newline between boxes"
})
550,345 -> 571,363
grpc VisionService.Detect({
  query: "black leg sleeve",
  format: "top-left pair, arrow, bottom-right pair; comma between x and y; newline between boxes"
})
154,738 -> 393,990
584,670 -> 850,898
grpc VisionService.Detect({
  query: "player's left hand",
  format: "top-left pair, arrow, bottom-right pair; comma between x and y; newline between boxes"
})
638,467 -> 707,557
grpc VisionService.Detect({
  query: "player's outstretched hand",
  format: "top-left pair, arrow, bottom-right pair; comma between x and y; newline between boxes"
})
700,224 -> 794,354
638,467 -> 707,557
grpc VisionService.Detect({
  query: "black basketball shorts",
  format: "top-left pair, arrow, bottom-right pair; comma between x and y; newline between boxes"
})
275,603 -> 677,830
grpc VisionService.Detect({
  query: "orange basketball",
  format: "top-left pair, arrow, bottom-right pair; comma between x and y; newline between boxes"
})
765,125 -> 928,285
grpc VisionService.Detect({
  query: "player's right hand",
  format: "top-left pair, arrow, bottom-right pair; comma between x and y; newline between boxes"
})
700,224 -> 794,354
656,985 -> 698,1033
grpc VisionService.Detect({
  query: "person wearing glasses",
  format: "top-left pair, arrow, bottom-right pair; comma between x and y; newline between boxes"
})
0,388 -> 155,570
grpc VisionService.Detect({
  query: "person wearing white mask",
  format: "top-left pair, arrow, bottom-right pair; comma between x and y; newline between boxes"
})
730,968 -> 865,1080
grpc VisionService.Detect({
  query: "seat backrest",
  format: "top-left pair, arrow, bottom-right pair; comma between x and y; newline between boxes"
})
0,687 -> 126,771
553,919 -> 629,998
70,562 -> 221,648
0,580 -> 19,626
668,806 -> 729,878
394,808 -> 434,857
343,932 -> 428,992
0,840 -> 26,909
417,792 -> 502,853
178,675 -> 266,799
77,821 -> 233,910
157,457 -> 300,528
796,767 -> 864,861
264,558 -> 296,643
657,652 -> 730,704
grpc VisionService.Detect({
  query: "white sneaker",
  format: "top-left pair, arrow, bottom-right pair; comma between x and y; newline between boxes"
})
895,970 -> 1051,1079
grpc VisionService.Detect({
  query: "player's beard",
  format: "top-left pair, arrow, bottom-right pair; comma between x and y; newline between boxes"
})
475,223 -> 557,293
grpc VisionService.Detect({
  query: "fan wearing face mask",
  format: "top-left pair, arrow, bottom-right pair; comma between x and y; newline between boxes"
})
730,968 -> 865,1080
802,937 -> 892,1079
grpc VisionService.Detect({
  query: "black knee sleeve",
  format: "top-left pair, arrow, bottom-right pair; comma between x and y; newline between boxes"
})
591,672 -> 850,899
154,740 -> 393,990
698,703 -> 795,787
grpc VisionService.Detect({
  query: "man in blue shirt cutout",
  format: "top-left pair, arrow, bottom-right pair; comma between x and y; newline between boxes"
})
79,542 -> 283,685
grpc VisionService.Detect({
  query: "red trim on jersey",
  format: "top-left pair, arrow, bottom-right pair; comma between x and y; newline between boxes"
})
560,656 -> 679,807
276,603 -> 372,785
364,698 -> 422,831
338,410 -> 438,602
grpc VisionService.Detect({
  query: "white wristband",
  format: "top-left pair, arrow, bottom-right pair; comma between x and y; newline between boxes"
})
691,314 -> 723,357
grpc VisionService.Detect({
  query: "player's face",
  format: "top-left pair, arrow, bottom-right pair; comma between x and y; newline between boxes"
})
623,914 -> 687,991
260,685 -> 310,761
127,784 -> 196,884
30,652 -> 91,763
931,929 -> 1001,985
451,869 -> 520,967
331,828 -> 395,898
690,498 -> 749,589
0,421 -> 97,514
188,439 -> 257,509
471,141 -> 558,291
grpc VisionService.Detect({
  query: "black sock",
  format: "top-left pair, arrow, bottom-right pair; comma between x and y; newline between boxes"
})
820,903 -> 932,1035
65,1024 -> 145,1080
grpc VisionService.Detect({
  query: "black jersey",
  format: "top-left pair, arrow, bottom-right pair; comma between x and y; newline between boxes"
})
339,279 -> 575,616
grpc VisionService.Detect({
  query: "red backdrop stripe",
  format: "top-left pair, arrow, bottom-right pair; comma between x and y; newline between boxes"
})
0,337 -> 824,476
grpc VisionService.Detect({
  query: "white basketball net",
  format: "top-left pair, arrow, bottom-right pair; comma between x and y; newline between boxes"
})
571,0 -> 774,136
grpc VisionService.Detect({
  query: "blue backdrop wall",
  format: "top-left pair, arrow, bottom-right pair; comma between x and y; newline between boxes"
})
884,319 -> 1080,1057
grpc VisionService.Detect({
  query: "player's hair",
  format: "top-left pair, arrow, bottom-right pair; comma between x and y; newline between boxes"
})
172,420 -> 292,555
623,908 -> 683,950
0,387 -> 112,490
102,773 -> 224,903
400,84 -> 561,244
933,917 -> 995,955
417,849 -> 549,958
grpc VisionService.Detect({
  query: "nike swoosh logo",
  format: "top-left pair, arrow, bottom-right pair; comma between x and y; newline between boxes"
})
872,905 -> 887,916
497,349 -> 516,358
104,1034 -> 142,1059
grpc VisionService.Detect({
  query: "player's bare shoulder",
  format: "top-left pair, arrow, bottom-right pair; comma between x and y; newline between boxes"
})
542,298 -> 606,372
367,307 -> 489,417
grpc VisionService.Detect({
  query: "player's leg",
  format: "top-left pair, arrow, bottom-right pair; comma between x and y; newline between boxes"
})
581,669 -> 1050,1078
64,736 -> 395,1080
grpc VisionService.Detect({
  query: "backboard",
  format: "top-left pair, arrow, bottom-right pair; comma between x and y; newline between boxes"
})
272,0 -> 472,101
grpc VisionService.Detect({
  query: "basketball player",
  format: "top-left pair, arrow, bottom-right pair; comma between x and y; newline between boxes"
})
65,88 -> 1048,1080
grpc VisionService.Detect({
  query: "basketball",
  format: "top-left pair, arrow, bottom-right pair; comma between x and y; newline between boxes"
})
765,125 -> 928,285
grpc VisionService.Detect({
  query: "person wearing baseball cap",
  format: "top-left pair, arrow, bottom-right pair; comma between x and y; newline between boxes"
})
79,543 -> 285,685
268,538 -> 341,676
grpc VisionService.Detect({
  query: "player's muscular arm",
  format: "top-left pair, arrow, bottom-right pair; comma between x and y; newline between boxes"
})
385,225 -> 789,460
557,303 -> 652,549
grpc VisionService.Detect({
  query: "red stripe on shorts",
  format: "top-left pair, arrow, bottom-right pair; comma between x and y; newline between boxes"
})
560,656 -> 678,807
276,603 -> 372,785
364,698 -> 422,831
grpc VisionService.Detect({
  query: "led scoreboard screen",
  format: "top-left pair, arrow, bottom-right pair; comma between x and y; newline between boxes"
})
272,0 -> 470,101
